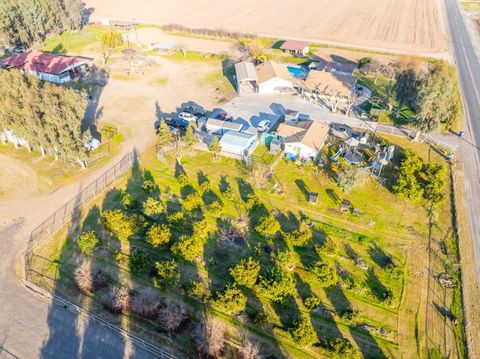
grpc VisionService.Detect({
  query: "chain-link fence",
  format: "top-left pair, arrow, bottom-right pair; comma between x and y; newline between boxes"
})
21,151 -> 180,358
24,152 -> 134,279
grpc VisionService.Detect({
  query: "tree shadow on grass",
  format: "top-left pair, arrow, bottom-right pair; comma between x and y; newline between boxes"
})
364,268 -> 392,303
325,285 -> 387,359
367,242 -> 394,269
294,179 -> 310,201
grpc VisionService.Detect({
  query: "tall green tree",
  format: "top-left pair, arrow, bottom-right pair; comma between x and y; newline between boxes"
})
394,68 -> 417,118
0,69 -> 89,166
0,0 -> 84,46
208,137 -> 221,159
393,150 -> 423,202
416,62 -> 462,132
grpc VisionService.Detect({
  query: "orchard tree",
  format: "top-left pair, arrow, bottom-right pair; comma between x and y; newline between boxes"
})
229,258 -> 260,288
211,284 -> 247,315
146,224 -> 171,247
255,214 -> 280,239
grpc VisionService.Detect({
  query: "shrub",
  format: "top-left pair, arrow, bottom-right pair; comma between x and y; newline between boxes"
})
193,317 -> 225,358
283,229 -> 312,246
100,210 -> 145,238
289,315 -> 317,347
142,196 -> 164,217
199,180 -> 210,193
319,236 -> 338,256
102,286 -> 130,313
77,231 -> 100,255
146,224 -> 171,247
336,309 -> 364,327
304,296 -> 322,310
245,193 -> 261,210
167,211 -> 186,229
188,280 -> 211,302
310,260 -> 337,288
192,219 -> 210,240
157,301 -> 189,333
258,267 -> 296,303
176,173 -> 190,187
142,180 -> 156,193
121,192 -> 137,210
131,288 -> 161,319
182,192 -> 203,211
154,260 -> 180,289
237,336 -> 262,359
211,284 -> 247,315
255,214 -> 280,239
74,260 -> 109,293
171,235 -> 202,261
229,257 -> 260,288
320,338 -> 358,358
207,201 -> 223,215
274,249 -> 298,271
129,250 -> 152,276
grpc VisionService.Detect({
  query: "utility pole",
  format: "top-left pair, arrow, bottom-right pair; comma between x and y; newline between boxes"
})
132,18 -> 139,43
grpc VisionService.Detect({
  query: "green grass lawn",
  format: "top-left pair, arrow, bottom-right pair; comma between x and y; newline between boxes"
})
355,72 -> 416,124
43,25 -> 107,54
31,134 -> 463,358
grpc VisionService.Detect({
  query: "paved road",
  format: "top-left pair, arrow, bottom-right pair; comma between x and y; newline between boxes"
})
444,0 -> 480,282
0,145 -> 161,359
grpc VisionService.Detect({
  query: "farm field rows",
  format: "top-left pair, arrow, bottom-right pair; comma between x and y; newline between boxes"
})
30,133 -> 464,358
84,0 -> 448,54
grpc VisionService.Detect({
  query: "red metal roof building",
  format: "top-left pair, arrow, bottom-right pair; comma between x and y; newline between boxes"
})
280,40 -> 310,56
1,51 -> 93,84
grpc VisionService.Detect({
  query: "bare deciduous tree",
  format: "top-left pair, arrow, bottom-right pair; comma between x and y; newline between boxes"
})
102,286 -> 130,313
74,260 -> 109,293
157,301 -> 188,333
131,288 -> 161,319
193,317 -> 226,358
237,335 -> 262,359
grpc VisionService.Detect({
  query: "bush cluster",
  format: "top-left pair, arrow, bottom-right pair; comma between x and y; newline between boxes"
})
77,231 -> 100,255
129,250 -> 152,276
309,260 -> 337,288
171,235 -> 202,262
154,260 -> 180,289
229,257 -> 260,288
288,315 -> 317,347
255,214 -> 280,239
258,267 -> 296,303
211,284 -> 247,315
100,210 -> 145,238
146,224 -> 171,247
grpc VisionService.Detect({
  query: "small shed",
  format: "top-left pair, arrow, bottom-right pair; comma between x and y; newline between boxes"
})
219,131 -> 257,156
308,192 -> 319,204
280,40 -> 310,56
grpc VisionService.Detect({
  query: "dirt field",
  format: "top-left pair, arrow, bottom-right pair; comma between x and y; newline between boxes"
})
85,0 -> 448,55
0,154 -> 38,198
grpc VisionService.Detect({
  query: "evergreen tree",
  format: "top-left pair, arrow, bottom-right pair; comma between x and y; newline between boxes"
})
208,137 -> 221,159
0,0 -> 84,46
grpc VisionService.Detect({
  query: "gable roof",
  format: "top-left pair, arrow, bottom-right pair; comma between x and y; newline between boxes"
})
206,118 -> 243,131
277,120 -> 329,151
234,61 -> 257,82
280,40 -> 309,52
255,61 -> 292,84
305,70 -> 357,97
1,51 -> 92,75
314,60 -> 356,74
220,131 -> 255,148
